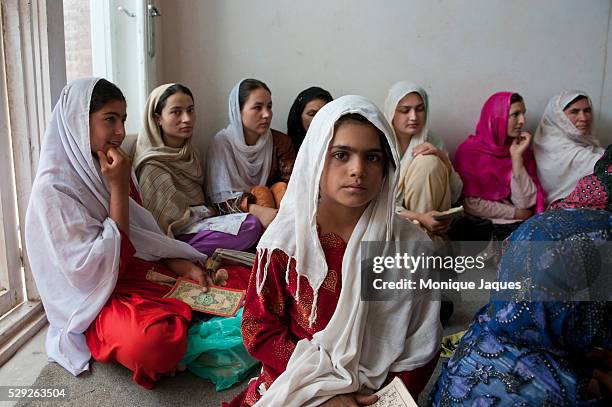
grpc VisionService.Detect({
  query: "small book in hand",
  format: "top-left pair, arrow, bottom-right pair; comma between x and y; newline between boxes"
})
432,205 -> 464,221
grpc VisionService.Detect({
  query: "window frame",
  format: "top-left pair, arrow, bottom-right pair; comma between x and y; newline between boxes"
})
0,0 -> 66,366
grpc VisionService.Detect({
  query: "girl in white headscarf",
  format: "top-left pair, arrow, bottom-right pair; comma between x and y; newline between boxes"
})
533,90 -> 604,206
25,78 -> 211,389
227,95 -> 441,407
206,79 -> 296,229
133,83 -> 261,255
383,82 -> 463,237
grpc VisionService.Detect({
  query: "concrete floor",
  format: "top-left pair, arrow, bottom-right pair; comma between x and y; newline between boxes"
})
0,325 -> 49,407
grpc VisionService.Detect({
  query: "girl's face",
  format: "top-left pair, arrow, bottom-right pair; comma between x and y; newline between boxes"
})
301,98 -> 328,132
155,92 -> 196,148
506,101 -> 526,138
392,92 -> 426,138
241,87 -> 272,139
564,98 -> 592,135
89,99 -> 127,154
319,121 -> 386,213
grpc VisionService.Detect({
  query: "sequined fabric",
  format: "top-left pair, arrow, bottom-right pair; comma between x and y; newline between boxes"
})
429,209 -> 612,406
551,144 -> 611,211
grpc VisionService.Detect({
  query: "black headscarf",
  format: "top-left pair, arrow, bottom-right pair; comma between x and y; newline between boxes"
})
286,86 -> 333,151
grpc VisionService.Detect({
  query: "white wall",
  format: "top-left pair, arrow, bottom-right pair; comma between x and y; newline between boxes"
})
158,0 -> 612,156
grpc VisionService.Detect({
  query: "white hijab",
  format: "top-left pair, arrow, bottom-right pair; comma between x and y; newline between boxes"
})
383,82 -> 464,206
206,79 -> 273,203
25,78 -> 205,376
533,90 -> 604,205
255,95 -> 441,406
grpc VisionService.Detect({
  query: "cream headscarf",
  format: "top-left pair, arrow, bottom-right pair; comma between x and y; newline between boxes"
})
384,81 -> 462,206
255,95 -> 441,406
25,78 -> 205,377
206,79 -> 273,204
533,90 -> 604,205
133,83 -> 205,236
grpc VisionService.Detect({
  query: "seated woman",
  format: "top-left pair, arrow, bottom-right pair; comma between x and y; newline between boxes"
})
133,83 -> 261,256
384,82 -> 463,237
454,92 -> 546,242
206,79 -> 296,229
25,78 -> 213,389
429,208 -> 612,406
227,96 -> 441,406
534,90 -> 605,207
286,86 -> 333,152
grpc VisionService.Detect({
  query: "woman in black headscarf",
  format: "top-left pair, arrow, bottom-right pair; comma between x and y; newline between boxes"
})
286,86 -> 333,151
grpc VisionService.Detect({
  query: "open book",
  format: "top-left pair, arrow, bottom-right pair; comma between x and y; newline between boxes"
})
371,377 -> 418,407
164,278 -> 245,317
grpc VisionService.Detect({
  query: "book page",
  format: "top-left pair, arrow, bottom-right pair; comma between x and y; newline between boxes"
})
371,377 -> 418,407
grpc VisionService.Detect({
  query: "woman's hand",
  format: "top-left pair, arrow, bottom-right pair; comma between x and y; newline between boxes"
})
417,211 -> 452,234
514,208 -> 533,220
165,258 -> 212,290
248,204 -> 278,229
412,142 -> 440,157
398,209 -> 451,235
319,393 -> 378,406
509,131 -> 532,159
97,147 -> 131,189
413,142 -> 453,170
98,147 -> 131,234
211,268 -> 229,286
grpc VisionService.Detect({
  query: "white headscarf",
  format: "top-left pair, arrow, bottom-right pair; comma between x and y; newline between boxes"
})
255,95 -> 441,406
534,90 -> 604,205
25,78 -> 205,376
206,79 -> 273,203
384,81 -> 462,206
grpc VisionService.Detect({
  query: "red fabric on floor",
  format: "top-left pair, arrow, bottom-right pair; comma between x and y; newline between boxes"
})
85,229 -> 192,389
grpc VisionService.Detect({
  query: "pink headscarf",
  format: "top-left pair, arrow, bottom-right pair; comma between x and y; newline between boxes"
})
454,92 -> 546,213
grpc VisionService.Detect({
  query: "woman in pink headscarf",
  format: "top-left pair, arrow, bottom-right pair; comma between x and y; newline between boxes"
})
454,92 -> 546,243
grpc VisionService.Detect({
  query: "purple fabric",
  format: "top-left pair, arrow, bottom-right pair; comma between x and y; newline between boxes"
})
176,214 -> 262,257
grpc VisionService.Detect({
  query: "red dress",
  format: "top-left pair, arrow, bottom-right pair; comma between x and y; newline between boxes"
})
84,181 -> 191,389
227,232 -> 437,406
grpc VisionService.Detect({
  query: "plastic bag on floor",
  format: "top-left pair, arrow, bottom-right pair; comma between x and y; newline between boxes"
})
181,307 -> 260,391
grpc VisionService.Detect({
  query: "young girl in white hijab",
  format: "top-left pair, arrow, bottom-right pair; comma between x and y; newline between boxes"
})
206,79 -> 296,229
226,95 -> 441,406
383,82 -> 463,237
25,78 -> 211,389
533,90 -> 604,206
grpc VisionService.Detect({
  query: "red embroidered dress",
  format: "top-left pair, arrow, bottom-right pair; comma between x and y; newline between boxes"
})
228,231 -> 436,406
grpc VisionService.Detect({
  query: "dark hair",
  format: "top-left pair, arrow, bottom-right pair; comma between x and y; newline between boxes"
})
154,83 -> 194,116
509,93 -> 523,104
287,86 -> 333,151
89,79 -> 125,114
563,95 -> 589,111
238,79 -> 271,110
333,113 -> 395,175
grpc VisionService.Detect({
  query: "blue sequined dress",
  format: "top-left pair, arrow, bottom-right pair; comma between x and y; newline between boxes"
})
429,209 -> 612,406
